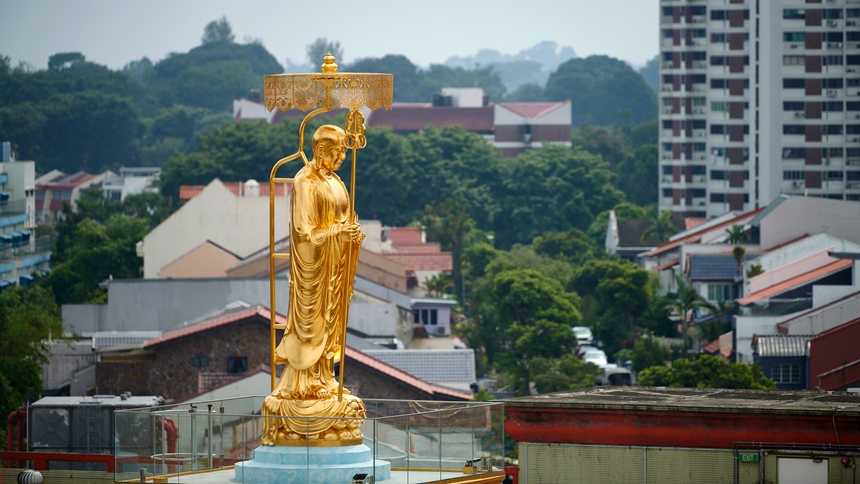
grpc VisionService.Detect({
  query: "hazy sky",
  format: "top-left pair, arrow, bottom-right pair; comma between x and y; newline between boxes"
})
1,0 -> 658,71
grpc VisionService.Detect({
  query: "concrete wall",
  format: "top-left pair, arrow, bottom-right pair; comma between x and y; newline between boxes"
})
62,304 -> 108,335
41,340 -> 95,391
782,291 -> 860,335
734,315 -> 782,363
157,242 -> 240,278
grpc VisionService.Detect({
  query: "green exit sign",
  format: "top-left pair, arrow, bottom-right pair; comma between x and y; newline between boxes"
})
739,453 -> 759,463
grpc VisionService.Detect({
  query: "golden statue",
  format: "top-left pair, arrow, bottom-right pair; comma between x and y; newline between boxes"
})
260,55 -> 392,447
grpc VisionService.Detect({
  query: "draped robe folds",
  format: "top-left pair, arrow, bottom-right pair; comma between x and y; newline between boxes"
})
261,163 -> 365,445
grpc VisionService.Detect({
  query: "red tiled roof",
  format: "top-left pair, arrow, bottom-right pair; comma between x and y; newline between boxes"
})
685,218 -> 708,230
383,253 -> 453,272
702,338 -> 720,354
345,347 -> 471,400
498,101 -> 567,119
388,242 -> 442,253
644,208 -> 765,257
655,258 -> 680,271
144,306 -> 284,348
179,182 -> 290,201
367,105 -> 494,132
388,227 -> 422,244
737,259 -> 853,306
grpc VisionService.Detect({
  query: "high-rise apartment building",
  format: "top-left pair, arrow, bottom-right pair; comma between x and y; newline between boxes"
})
658,0 -> 860,219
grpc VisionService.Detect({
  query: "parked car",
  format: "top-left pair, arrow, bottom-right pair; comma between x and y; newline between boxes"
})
576,344 -> 599,359
596,366 -> 634,386
582,349 -> 608,367
573,326 -> 593,345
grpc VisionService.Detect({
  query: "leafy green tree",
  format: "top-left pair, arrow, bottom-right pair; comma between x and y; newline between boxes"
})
726,224 -> 747,244
422,273 -> 452,298
494,146 -> 623,249
666,276 -> 716,358
423,198 -> 475,304
424,64 -> 506,101
641,210 -> 677,244
307,38 -> 343,64
122,57 -> 154,86
637,355 -> 776,390
637,55 -> 660,90
531,354 -> 598,394
201,17 -> 235,44
585,202 -> 648,247
491,269 -> 581,395
627,120 -> 658,149
545,55 -> 658,126
631,334 -> 671,372
570,124 -> 630,170
616,144 -> 659,207
346,55 -> 431,103
0,285 -> 63,441
532,227 -> 595,265
504,82 -> 545,102
746,264 -> 765,278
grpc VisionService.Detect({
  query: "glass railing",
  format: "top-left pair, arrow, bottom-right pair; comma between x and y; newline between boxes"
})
114,396 -> 504,484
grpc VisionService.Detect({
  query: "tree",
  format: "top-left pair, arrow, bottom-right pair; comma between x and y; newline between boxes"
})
201,17 -> 235,44
666,276 -> 715,358
637,355 -> 776,390
641,210 -> 677,244
631,334 -> 671,373
746,264 -> 765,278
423,198 -> 475,304
0,285 -> 63,435
503,82 -> 544,102
732,246 -> 746,278
491,269 -> 581,395
726,224 -> 747,244
532,227 -> 594,265
531,354 -> 598,394
616,144 -> 659,207
122,57 -> 154,86
570,124 -> 630,170
48,52 -> 87,72
307,38 -> 344,65
637,55 -> 660,90
545,55 -> 658,126
422,273 -> 452,298
346,55 -> 430,103
585,202 -> 648,247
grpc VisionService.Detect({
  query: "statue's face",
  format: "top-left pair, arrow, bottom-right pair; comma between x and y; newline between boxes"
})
319,136 -> 347,172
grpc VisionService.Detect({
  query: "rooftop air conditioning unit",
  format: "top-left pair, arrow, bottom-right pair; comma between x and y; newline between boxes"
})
827,90 -> 838,97
436,326 -> 447,335
827,20 -> 838,27
795,112 -> 805,118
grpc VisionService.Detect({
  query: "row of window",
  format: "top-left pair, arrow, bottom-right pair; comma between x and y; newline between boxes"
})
662,142 -> 709,152
783,148 -> 854,159
707,284 -> 741,302
662,119 -> 708,129
711,55 -> 749,66
662,188 -> 707,198
711,101 -> 749,112
710,170 -> 749,181
784,31 -> 859,42
662,97 -> 708,108
662,165 -> 707,175
711,79 -> 750,89
784,78 -> 856,89
710,124 -> 750,135
711,9 -> 749,21
783,124 -> 847,135
783,55 -> 850,66
663,51 -> 707,62
662,74 -> 708,84
710,193 -> 750,203
784,102 -> 860,113
784,8 -> 855,20
784,170 -> 860,180
711,33 -> 750,43
413,308 -> 439,325
662,6 -> 707,17
663,29 -> 707,39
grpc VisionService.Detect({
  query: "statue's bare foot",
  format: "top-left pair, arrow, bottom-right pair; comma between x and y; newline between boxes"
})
314,388 -> 330,399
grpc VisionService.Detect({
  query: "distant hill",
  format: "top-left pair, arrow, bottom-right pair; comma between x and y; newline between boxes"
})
445,41 -> 576,91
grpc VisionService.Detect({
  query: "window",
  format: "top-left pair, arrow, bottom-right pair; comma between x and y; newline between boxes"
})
689,74 -> 707,84
823,78 -> 844,89
848,171 -> 860,181
711,33 -> 726,43
783,125 -> 805,135
848,56 -> 860,67
826,9 -> 843,19
712,102 -> 726,112
771,364 -> 801,384
691,29 -> 707,38
711,56 -> 726,66
825,32 -> 844,42
692,120 -> 707,129
783,32 -> 805,42
825,171 -> 844,181
663,29 -> 674,39
823,55 -> 843,66
783,101 -> 805,111
707,284 -> 740,301
711,170 -> 727,180
691,52 -> 707,61
414,308 -> 438,325
711,10 -> 725,20
711,125 -> 725,134
662,6 -> 673,16
690,165 -> 706,175
663,165 -> 673,175
711,79 -> 726,89
690,6 -> 706,16
848,9 -> 859,18
828,147 -> 844,157
782,149 -> 806,160
692,97 -> 707,107
663,143 -> 673,151
663,97 -> 673,107
663,188 -> 673,197
848,125 -> 860,134
825,125 -> 843,135
783,9 -> 805,20
192,357 -> 209,367
691,189 -> 706,198
823,101 -> 843,112
848,102 -> 860,111
783,55 -> 804,66
227,356 -> 248,373
783,170 -> 806,180
783,78 -> 805,89
663,52 -> 673,61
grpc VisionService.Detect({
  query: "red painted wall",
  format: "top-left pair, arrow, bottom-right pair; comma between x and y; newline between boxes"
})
810,317 -> 860,391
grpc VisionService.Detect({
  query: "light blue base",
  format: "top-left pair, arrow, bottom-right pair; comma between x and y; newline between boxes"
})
233,444 -> 391,484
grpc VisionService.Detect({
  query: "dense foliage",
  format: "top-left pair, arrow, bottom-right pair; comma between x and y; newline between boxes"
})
637,355 -> 777,390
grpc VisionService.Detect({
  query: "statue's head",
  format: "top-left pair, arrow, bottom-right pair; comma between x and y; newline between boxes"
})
311,125 -> 347,172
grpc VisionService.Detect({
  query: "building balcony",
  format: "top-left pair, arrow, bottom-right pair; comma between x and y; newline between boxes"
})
0,199 -> 27,218
0,235 -> 50,265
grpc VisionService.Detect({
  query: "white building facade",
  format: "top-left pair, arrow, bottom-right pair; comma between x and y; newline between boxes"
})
658,0 -> 860,218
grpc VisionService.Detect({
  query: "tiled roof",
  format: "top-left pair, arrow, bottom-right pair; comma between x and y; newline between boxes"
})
144,305 -> 282,348
93,331 -> 162,349
498,101 -> 567,119
644,207 -> 765,257
179,182 -> 290,201
756,334 -> 814,357
367,105 -> 494,132
655,258 -> 679,271
702,338 -> 720,354
362,349 -> 476,384
737,259 -> 853,306
685,218 -> 708,230
388,242 -> 442,253
346,347 -> 471,400
382,252 -> 453,272
388,227 -> 422,244
689,253 -> 759,281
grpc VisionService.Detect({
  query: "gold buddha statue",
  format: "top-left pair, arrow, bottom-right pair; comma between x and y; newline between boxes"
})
261,124 -> 366,446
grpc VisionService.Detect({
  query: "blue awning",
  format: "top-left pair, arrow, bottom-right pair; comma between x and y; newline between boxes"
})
19,275 -> 35,287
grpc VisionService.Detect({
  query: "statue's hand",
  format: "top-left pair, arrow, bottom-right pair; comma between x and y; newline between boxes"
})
339,222 -> 360,242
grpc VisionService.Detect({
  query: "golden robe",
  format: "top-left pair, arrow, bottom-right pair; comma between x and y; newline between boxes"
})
261,162 -> 365,446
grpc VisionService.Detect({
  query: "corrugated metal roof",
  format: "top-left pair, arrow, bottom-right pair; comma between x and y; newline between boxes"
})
756,334 -> 814,357
362,349 -> 476,384
689,253 -> 759,281
93,331 -> 162,349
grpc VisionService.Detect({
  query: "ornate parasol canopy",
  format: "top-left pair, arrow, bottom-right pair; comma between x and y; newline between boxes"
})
263,54 -> 393,113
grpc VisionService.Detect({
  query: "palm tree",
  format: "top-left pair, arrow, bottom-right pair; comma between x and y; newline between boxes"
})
667,276 -> 716,358
422,273 -> 452,298
726,225 -> 747,244
746,264 -> 765,279
641,211 -> 677,244
732,246 -> 746,279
